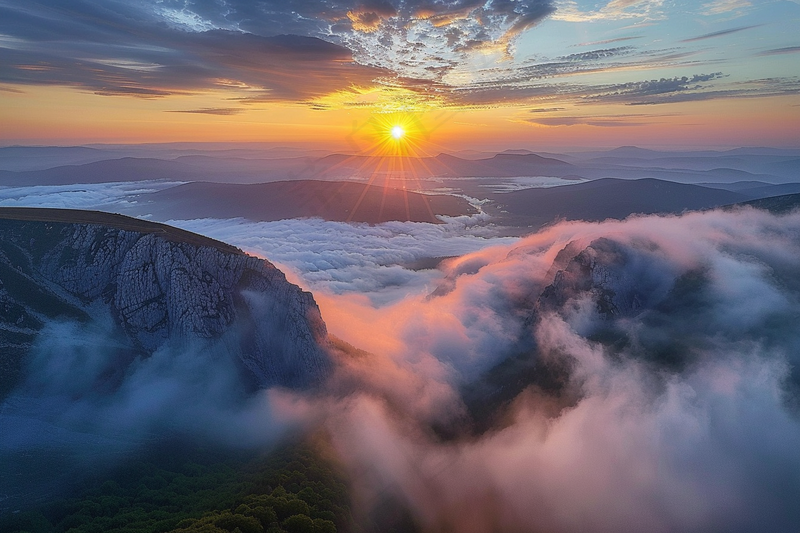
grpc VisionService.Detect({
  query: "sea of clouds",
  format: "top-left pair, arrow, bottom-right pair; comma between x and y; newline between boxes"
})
2,181 -> 800,531
306,207 -> 800,533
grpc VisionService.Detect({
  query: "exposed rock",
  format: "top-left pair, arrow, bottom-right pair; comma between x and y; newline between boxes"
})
0,208 -> 330,396
537,237 -> 672,319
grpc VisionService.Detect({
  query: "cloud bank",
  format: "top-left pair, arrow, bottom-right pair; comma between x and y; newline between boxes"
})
170,215 -> 517,304
3,197 -> 800,531
314,207 -> 800,532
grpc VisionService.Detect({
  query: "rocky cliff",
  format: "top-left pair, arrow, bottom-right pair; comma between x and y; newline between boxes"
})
0,207 -> 330,397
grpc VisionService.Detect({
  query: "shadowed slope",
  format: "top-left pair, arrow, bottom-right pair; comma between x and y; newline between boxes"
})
140,180 -> 477,223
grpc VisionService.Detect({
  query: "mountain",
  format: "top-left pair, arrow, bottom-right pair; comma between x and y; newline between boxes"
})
0,207 -> 331,397
735,192 -> 800,214
0,158 -> 196,186
0,146 -> 124,172
487,178 -> 746,227
698,181 -> 773,191
0,150 -> 578,186
137,180 -> 477,224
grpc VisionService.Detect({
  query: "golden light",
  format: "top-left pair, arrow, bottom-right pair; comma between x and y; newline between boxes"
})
303,110 -> 458,224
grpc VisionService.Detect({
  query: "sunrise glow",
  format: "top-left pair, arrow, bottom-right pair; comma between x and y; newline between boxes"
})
0,1 -> 797,148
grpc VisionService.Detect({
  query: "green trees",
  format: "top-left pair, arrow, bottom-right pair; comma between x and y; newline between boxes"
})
1,443 -> 351,533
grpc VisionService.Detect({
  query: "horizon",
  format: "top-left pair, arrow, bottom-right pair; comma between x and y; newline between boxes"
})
3,142 -> 800,153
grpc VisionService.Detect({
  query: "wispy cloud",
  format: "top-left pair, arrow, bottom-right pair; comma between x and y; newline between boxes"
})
0,3 -> 387,101
681,24 -> 760,42
552,0 -> 666,22
757,46 -> 800,56
525,114 -> 661,127
701,0 -> 752,16
168,108 -> 243,115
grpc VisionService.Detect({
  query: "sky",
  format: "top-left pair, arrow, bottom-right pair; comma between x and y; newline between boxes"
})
1,0 -> 800,149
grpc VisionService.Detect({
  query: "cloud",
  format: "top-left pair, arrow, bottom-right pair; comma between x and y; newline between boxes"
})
0,2 -> 387,101
0,318 -> 302,506
758,45 -> 800,56
4,179 -> 800,530
318,207 -> 800,532
445,68 -> 782,108
167,107 -> 243,115
168,215 -> 518,305
0,180 -> 181,210
585,73 -> 727,103
329,0 -> 555,81
573,36 -> 644,47
8,320 -> 294,447
0,0 -> 553,101
701,0 -> 752,16
0,0 -> 794,111
525,114 -> 654,127
552,0 -> 665,22
680,24 -> 760,42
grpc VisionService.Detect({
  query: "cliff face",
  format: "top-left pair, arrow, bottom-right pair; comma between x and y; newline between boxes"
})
0,208 -> 330,396
536,237 -> 670,319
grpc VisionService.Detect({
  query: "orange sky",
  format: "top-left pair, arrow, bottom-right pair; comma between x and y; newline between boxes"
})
3,85 -> 798,150
2,0 -> 799,150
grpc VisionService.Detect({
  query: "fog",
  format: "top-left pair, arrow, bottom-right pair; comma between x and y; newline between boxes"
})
2,183 -> 800,530
170,215 -> 516,304
312,207 -> 800,532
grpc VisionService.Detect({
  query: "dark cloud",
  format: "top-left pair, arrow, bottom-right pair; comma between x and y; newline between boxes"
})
586,73 -> 726,102
0,1 -> 387,101
557,46 -> 636,62
526,115 -> 650,127
0,0 -> 555,99
0,0 -> 793,110
461,71 -> 796,108
436,47 -> 710,107
758,45 -> 800,56
573,35 -> 643,47
168,107 -> 243,115
680,24 -> 761,43
619,76 -> 800,105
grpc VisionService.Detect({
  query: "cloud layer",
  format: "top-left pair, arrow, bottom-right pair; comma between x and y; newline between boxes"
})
315,207 -> 800,532
2,179 -> 800,530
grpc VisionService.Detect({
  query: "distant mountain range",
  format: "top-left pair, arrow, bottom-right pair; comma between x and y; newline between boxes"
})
736,192 -> 800,214
135,180 -> 478,224
122,177 -> 799,228
2,145 -> 798,188
0,151 -> 578,185
485,178 -> 745,226
1,144 -> 798,227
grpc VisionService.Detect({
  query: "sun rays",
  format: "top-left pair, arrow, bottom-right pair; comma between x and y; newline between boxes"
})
304,112 -> 457,223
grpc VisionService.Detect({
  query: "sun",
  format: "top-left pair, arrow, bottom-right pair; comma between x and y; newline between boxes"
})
391,125 -> 405,140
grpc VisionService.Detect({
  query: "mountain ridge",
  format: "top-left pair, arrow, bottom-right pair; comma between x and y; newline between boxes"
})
0,208 -> 331,397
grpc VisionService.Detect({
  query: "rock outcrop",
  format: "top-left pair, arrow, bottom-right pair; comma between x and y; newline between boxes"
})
0,208 -> 330,396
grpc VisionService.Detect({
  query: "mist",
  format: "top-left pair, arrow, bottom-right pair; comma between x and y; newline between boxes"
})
0,317 -> 300,511
3,205 -> 800,531
312,206 -> 800,532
